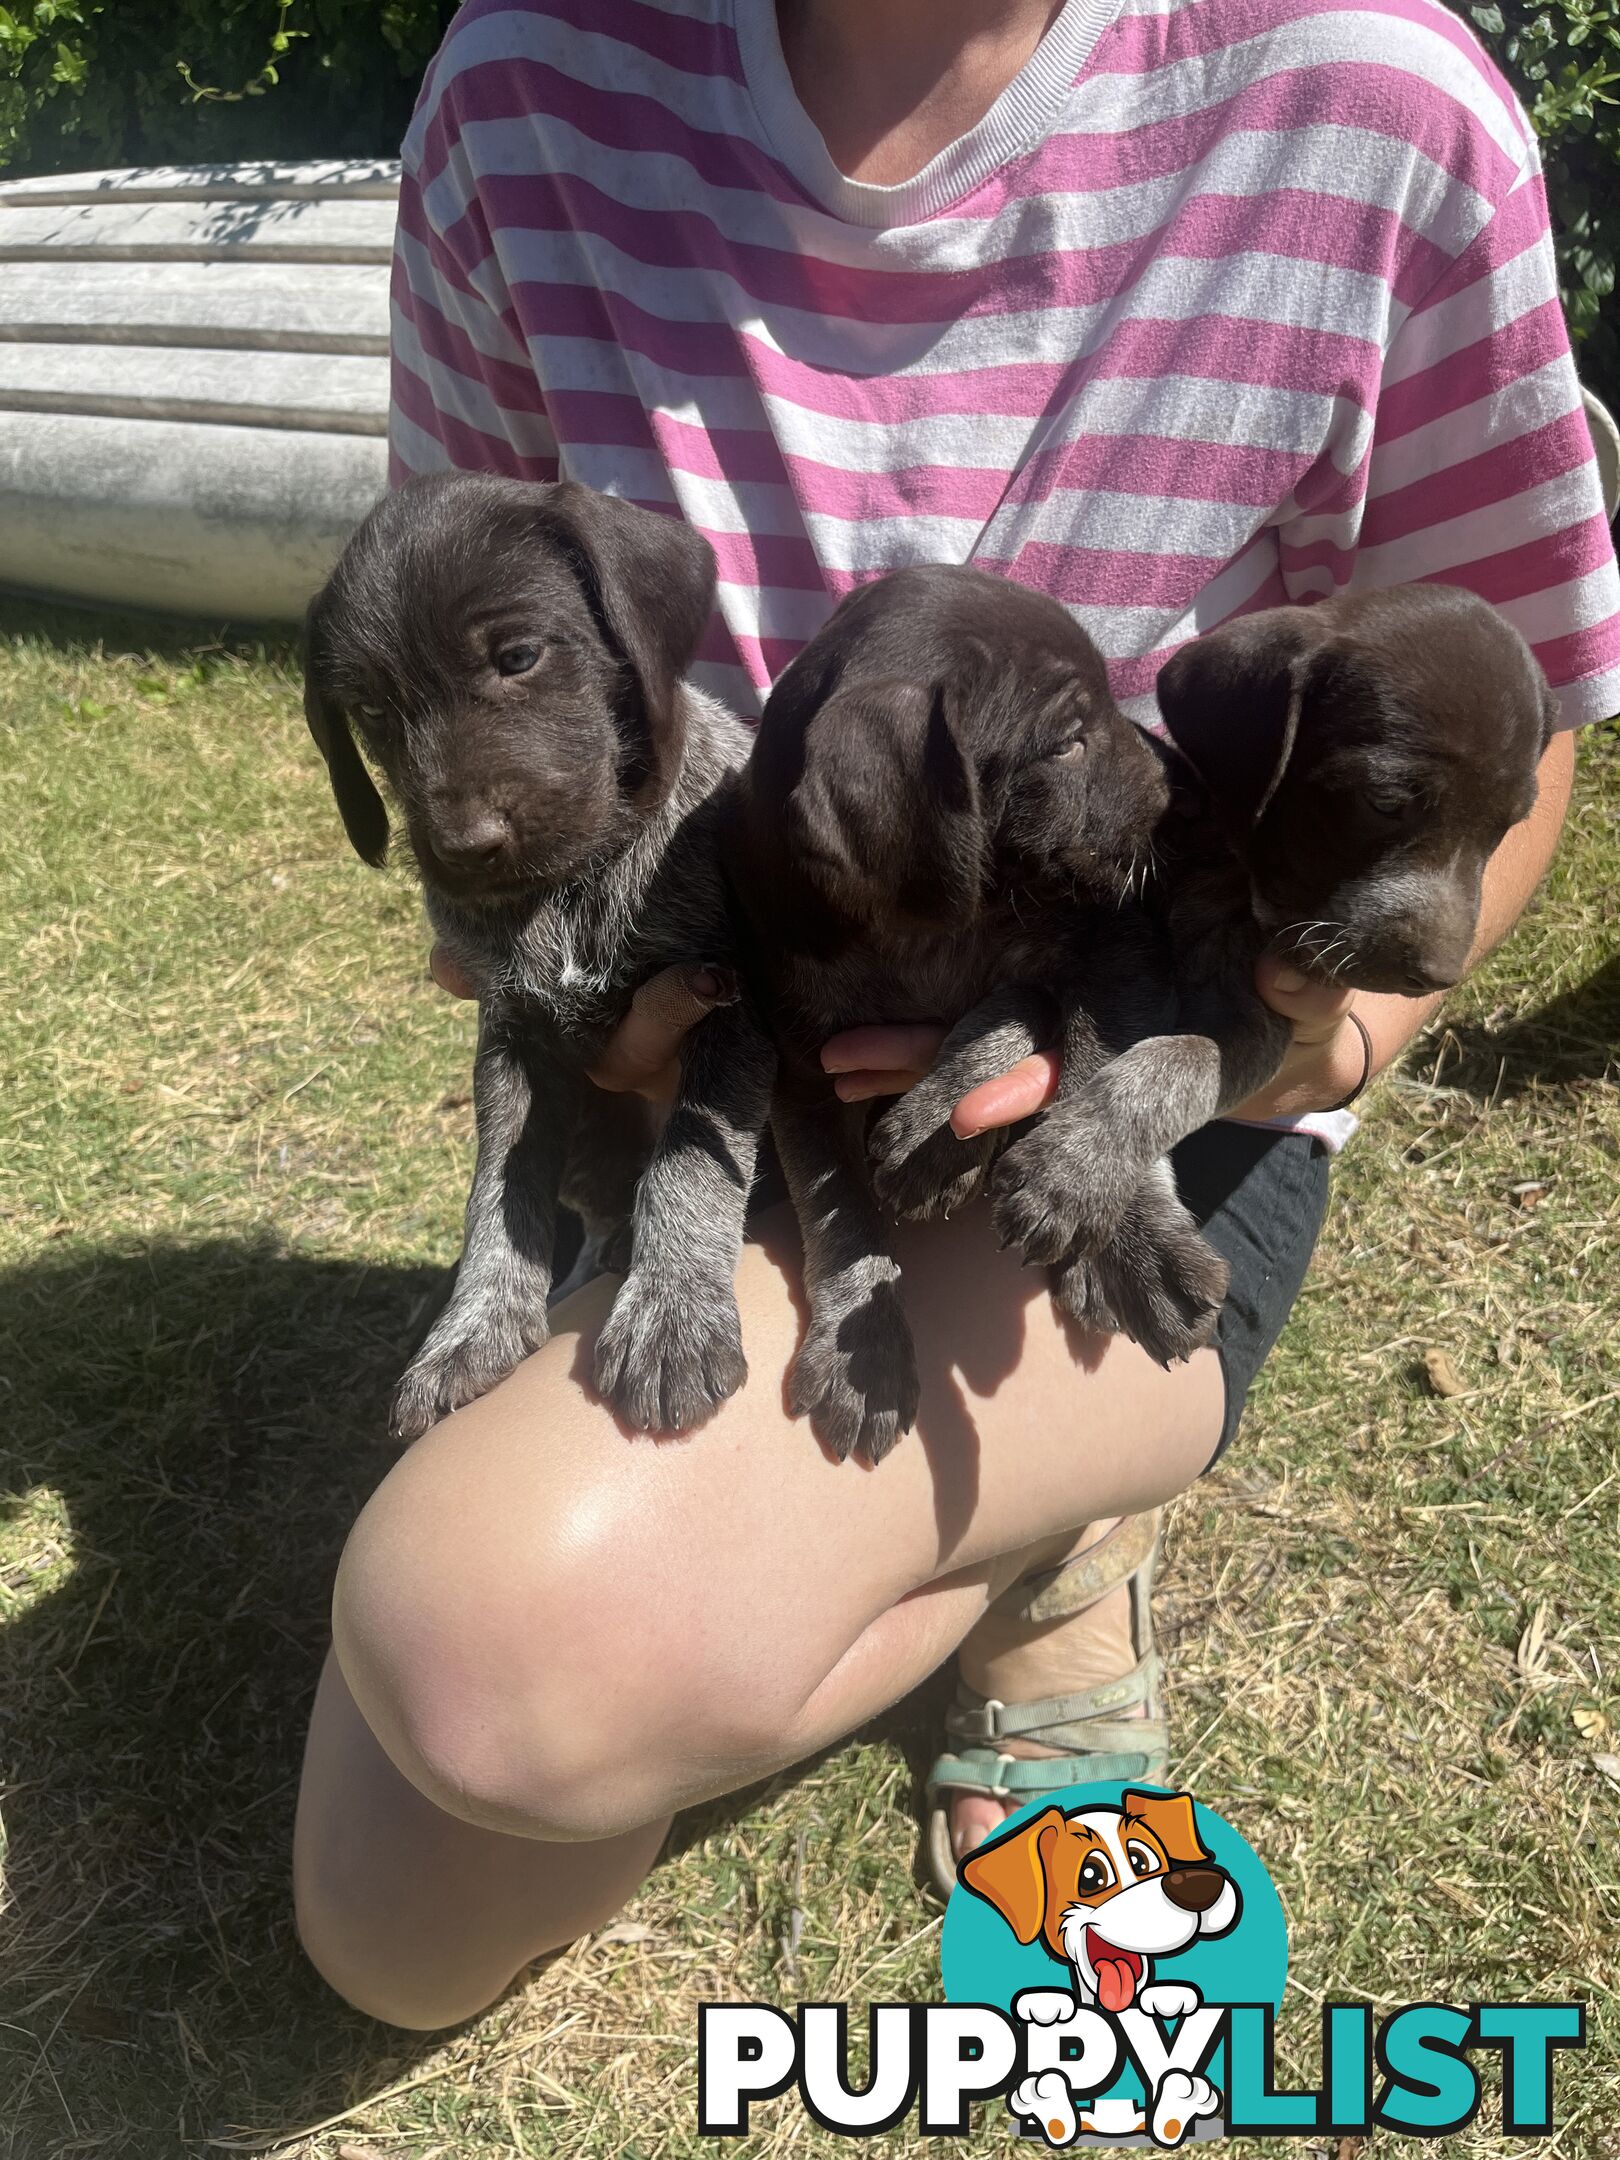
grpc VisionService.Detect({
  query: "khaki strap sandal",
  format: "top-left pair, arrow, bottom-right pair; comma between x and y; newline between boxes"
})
924,1510 -> 1170,1898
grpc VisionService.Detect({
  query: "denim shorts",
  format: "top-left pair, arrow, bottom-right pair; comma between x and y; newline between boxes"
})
1170,1121 -> 1332,1463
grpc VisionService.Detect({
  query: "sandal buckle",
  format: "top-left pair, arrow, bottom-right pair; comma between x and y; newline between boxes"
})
953,1694 -> 1007,1744
989,1751 -> 1017,1800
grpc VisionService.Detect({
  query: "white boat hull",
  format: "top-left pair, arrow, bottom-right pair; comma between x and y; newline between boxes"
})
0,160 -> 397,622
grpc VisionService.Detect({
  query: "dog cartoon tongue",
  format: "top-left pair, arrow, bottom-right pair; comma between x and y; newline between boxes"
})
1086,1931 -> 1142,2011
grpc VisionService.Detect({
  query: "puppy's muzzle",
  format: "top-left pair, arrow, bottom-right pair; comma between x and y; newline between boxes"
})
431,804 -> 514,873
1162,1865 -> 1227,1914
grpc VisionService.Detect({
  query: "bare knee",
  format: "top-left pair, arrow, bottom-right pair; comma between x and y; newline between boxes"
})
330,1416 -> 790,1841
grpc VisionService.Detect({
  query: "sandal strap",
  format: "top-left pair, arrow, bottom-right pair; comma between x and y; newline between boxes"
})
929,1738 -> 1170,1801
945,1658 -> 1160,1744
995,1508 -> 1160,1624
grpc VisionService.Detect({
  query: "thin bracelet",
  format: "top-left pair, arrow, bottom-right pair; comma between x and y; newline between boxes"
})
1327,1009 -> 1374,1112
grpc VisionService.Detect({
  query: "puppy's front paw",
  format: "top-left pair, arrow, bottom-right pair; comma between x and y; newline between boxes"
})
594,1271 -> 747,1434
990,1123 -> 1099,1264
788,1281 -> 920,1464
994,1089 -> 1149,1262
869,1107 -> 994,1222
390,1309 -> 546,1442
1050,1249 -> 1121,1335
1096,1200 -> 1227,1368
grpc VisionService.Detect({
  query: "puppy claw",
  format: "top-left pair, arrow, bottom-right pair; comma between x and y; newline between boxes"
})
390,1310 -> 547,1442
869,1112 -> 993,1223
594,1271 -> 748,1435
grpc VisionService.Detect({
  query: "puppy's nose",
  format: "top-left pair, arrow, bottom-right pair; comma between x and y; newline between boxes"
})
1162,1866 -> 1226,1913
433,809 -> 512,870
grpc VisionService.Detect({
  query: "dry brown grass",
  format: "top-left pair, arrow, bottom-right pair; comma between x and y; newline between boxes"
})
1,596 -> 1616,2157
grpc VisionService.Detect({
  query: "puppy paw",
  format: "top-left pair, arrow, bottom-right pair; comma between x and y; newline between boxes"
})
869,1109 -> 994,1222
1008,2069 -> 1078,2146
1013,1988 -> 1080,2028
1138,1980 -> 1203,2021
788,1281 -> 920,1463
594,1271 -> 747,1434
989,1123 -> 1101,1264
1050,1249 -> 1121,1335
390,1308 -> 546,1442
1097,1203 -> 1228,1368
1150,2067 -> 1221,2148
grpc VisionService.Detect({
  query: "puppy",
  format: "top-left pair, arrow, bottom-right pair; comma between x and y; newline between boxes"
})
961,1789 -> 1240,2012
303,471 -> 775,1439
994,584 -> 1556,1265
726,565 -> 1230,1463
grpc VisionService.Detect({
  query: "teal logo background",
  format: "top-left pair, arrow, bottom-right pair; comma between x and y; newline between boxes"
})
939,1782 -> 1288,2115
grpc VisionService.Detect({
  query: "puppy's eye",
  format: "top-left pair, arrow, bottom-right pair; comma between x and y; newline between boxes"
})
1126,1841 -> 1160,1879
1364,790 -> 1409,820
495,643 -> 543,677
1077,1854 -> 1116,1894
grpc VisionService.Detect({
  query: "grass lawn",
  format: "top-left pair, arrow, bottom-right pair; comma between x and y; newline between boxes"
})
1,593 -> 1616,2158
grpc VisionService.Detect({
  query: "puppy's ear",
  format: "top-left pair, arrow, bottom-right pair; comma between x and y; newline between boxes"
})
1156,610 -> 1326,833
1539,677 -> 1561,754
959,1806 -> 1067,1942
785,678 -> 984,923
540,484 -> 717,799
1122,1790 -> 1210,1869
302,600 -> 389,867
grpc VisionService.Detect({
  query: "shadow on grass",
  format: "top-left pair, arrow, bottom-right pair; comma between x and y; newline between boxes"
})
0,1239 -> 442,2152
1430,950 -> 1620,1100
0,588 -> 301,667
0,1236 -> 937,2153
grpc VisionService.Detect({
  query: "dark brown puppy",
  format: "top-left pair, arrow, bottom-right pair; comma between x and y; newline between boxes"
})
304,470 -> 775,1440
978,583 -> 1556,1268
726,564 -> 1230,1462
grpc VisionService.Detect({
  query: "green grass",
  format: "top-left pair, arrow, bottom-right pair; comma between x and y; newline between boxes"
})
1,595 -> 1617,2157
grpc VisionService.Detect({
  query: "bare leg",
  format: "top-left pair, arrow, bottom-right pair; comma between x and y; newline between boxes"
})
294,1200 -> 1222,2028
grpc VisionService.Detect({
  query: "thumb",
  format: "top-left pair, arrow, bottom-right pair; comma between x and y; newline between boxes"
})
588,964 -> 734,1092
1255,952 -> 1355,1043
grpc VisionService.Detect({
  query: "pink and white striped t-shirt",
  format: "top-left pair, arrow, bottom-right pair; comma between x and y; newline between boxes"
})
389,0 -> 1620,740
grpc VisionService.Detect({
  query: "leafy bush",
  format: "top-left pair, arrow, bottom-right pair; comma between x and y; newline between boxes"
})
0,0 -> 1614,402
0,1 -> 457,174
1471,0 -> 1620,406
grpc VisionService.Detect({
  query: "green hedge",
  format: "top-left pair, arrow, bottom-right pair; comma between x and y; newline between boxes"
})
0,1 -> 456,173
1472,0 -> 1620,406
0,0 -> 1615,402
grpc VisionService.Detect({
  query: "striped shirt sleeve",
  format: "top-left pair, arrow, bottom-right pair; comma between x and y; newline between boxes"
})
388,148 -> 559,488
1277,153 -> 1620,728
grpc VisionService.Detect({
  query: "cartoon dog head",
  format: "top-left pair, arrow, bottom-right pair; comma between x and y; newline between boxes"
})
960,1791 -> 1239,2013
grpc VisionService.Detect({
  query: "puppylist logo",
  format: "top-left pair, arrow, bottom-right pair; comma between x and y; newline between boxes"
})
698,1783 -> 1585,2144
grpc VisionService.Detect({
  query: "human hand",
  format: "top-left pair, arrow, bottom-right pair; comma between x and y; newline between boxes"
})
820,950 -> 1365,1141
1226,954 -> 1362,1118
820,1024 -> 1060,1138
428,944 -> 731,1107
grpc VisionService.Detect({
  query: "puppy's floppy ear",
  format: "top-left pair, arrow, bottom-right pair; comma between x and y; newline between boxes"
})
1539,677 -> 1561,753
1122,1790 -> 1210,1869
1156,608 -> 1327,834
539,483 -> 717,800
959,1806 -> 1067,1943
302,595 -> 388,867
784,677 -> 984,923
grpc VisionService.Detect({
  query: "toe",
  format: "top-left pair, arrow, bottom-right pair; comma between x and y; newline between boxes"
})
949,1790 -> 1011,1862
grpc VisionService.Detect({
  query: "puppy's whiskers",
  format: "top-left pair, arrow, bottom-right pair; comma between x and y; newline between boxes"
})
1277,917 -> 1356,980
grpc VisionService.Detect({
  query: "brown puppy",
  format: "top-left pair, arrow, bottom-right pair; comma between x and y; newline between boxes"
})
993,583 -> 1558,1268
304,471 -> 775,1440
726,564 -> 1230,1463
